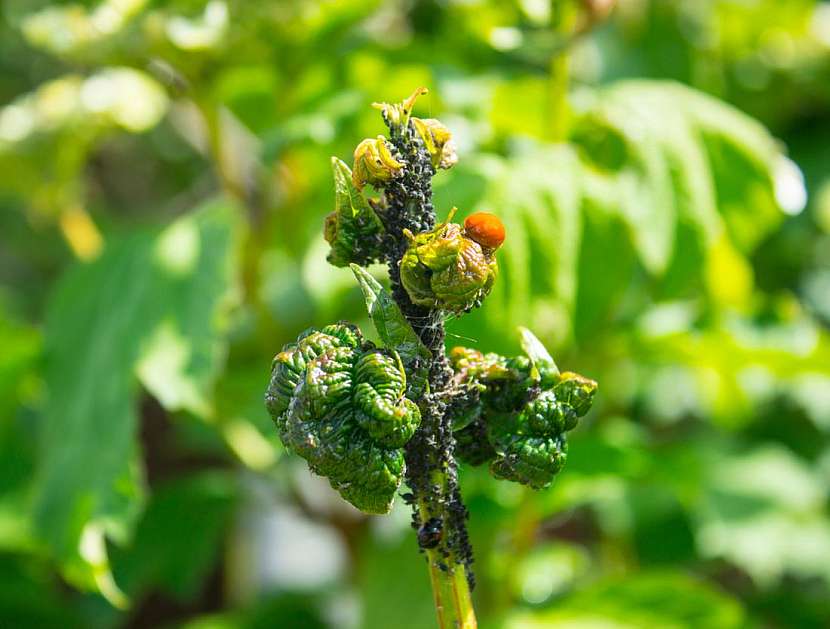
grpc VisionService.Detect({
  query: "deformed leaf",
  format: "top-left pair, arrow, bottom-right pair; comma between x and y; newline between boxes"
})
399,216 -> 498,312
350,264 -> 430,395
267,324 -> 419,514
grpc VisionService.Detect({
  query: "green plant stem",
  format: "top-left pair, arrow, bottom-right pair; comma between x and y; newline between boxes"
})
379,114 -> 477,628
549,52 -> 570,142
451,562 -> 477,628
419,499 -> 477,629
426,550 -> 449,628
549,0 -> 578,142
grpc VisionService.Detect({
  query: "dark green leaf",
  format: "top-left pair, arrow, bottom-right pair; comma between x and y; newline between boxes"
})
111,471 -> 238,601
325,158 -> 384,267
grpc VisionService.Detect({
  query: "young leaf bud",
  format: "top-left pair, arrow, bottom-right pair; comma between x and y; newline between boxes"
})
352,136 -> 404,190
412,117 -> 458,170
372,86 -> 429,130
400,210 -> 499,312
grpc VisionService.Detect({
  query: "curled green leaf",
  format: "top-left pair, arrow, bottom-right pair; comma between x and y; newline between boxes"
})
352,136 -> 404,190
399,211 -> 498,313
264,322 -> 422,514
353,349 -> 420,447
449,329 -> 597,488
518,326 -> 559,379
412,117 -> 457,170
489,434 -> 568,489
372,86 -> 429,131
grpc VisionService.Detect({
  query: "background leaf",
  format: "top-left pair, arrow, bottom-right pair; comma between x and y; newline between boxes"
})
34,199 -> 241,592
505,572 -> 746,629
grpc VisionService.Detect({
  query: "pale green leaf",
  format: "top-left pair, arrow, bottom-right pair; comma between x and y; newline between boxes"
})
468,80 -> 787,342
349,264 -> 430,395
506,571 -> 746,629
471,146 -> 582,341
572,80 -> 783,272
697,445 -> 830,587
575,89 -> 677,273
518,326 -> 557,374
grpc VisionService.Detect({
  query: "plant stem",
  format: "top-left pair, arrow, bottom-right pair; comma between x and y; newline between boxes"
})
451,560 -> 477,628
426,550 -> 449,628
549,0 -> 578,142
422,547 -> 478,629
379,109 -> 477,628
417,498 -> 477,629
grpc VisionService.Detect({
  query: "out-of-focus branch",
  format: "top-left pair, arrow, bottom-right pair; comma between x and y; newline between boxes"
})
564,0 -> 618,53
548,0 -> 617,141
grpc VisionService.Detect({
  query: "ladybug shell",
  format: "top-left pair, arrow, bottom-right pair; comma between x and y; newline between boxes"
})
464,212 -> 505,250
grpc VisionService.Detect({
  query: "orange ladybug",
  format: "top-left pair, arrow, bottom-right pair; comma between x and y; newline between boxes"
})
464,212 -> 505,250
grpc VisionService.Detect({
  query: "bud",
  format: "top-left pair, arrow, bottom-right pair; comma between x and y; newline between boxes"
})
412,117 -> 458,170
400,209 -> 499,312
352,136 -> 404,190
373,86 -> 428,130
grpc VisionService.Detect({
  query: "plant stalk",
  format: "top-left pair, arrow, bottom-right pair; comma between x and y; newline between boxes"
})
549,0 -> 578,142
417,498 -> 477,629
379,109 -> 477,628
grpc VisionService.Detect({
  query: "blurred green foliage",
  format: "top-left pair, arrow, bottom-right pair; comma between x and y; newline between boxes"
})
1,0 -> 830,627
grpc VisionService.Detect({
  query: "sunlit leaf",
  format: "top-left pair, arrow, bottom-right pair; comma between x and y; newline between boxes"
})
506,571 -> 746,629
697,445 -> 830,587
572,80 -> 782,273
518,326 -> 557,374
33,199 -> 241,595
